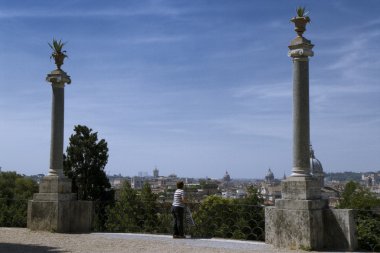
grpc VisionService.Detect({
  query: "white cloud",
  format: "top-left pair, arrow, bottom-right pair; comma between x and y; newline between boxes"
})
0,5 -> 181,19
232,81 -> 291,99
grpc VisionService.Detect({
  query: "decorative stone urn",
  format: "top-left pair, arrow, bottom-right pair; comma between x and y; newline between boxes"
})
48,39 -> 67,70
291,16 -> 310,37
53,53 -> 66,70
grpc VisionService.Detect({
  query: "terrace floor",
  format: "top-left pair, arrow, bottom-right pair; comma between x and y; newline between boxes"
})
0,228 -> 364,253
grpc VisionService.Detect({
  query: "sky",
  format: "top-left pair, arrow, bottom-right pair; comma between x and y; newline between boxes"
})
0,0 -> 379,179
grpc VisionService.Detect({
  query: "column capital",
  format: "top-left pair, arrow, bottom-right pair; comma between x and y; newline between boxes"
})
288,37 -> 314,59
46,69 -> 71,87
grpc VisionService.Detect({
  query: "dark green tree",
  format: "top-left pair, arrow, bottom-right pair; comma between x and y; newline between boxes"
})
191,189 -> 265,241
337,181 -> 380,210
242,185 -> 264,205
0,172 -> 38,227
337,181 -> 380,251
139,182 -> 158,232
63,125 -> 111,201
105,181 -> 141,232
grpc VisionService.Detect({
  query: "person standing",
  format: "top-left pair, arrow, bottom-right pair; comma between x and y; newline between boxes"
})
172,181 -> 186,238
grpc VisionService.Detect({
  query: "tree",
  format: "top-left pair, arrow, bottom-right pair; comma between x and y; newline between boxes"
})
139,182 -> 158,232
63,125 -> 111,201
243,185 -> 264,205
337,181 -> 380,251
190,188 -> 265,241
0,172 -> 38,227
337,181 -> 380,210
105,181 -> 141,232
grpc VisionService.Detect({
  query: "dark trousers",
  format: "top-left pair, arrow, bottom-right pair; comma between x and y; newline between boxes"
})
171,206 -> 184,236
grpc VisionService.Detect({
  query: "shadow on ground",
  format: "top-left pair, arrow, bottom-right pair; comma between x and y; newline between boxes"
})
0,243 -> 67,253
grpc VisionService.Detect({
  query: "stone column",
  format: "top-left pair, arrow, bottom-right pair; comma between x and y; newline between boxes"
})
281,16 -> 321,201
47,70 -> 71,177
265,13 -> 326,250
289,40 -> 313,177
265,11 -> 357,251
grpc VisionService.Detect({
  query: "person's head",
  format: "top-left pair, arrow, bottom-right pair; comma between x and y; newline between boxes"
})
176,181 -> 184,189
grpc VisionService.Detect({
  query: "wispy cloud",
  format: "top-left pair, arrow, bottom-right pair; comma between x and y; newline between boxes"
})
232,82 -> 291,99
211,115 -> 291,140
0,6 -> 181,19
128,35 -> 186,44
323,28 -> 380,75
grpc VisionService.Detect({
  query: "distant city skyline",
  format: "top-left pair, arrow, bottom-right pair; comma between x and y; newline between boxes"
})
1,1 -> 379,178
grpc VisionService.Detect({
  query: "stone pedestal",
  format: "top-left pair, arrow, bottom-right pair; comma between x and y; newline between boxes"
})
28,176 -> 93,233
266,177 -> 328,250
265,197 -> 357,251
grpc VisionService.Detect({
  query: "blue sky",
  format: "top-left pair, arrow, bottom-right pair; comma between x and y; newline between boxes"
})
0,0 -> 379,179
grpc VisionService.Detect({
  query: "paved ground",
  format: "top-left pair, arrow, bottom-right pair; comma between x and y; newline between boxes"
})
0,228 -> 366,253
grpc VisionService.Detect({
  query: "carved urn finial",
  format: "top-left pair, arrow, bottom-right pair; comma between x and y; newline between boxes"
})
291,7 -> 311,37
49,39 -> 68,70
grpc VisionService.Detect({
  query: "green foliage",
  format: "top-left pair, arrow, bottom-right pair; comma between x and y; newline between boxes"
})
243,185 -> 264,205
64,125 -> 113,231
0,172 -> 38,227
105,181 -> 163,233
139,182 -> 159,232
192,189 -> 265,240
295,6 -> 310,23
92,188 -> 115,232
103,185 -> 265,241
356,211 -> 380,251
337,181 -> 380,209
48,38 -> 67,59
337,181 -> 380,251
63,125 -> 111,201
105,181 -> 141,232
296,6 -> 308,17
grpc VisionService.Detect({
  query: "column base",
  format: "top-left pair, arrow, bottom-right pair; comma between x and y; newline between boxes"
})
38,176 -> 72,193
27,198 -> 92,233
27,175 -> 93,233
265,199 -> 326,250
281,176 -> 321,200
265,198 -> 357,250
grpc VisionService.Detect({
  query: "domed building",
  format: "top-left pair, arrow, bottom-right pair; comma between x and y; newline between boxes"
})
310,145 -> 324,187
222,171 -> 231,182
265,168 -> 275,185
261,168 -> 282,204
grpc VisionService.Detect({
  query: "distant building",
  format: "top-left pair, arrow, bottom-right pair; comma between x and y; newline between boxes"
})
131,176 -> 144,189
222,171 -> 231,182
265,168 -> 275,185
261,168 -> 282,204
310,145 -> 324,187
109,175 -> 128,188
362,172 -> 380,187
153,167 -> 159,178
138,171 -> 148,177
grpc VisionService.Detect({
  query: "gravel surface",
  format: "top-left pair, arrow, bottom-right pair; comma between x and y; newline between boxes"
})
0,228 -> 360,253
